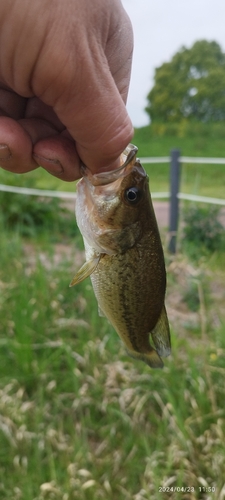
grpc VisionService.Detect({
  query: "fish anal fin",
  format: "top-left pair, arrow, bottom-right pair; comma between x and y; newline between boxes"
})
126,347 -> 164,369
151,305 -> 171,357
69,256 -> 100,287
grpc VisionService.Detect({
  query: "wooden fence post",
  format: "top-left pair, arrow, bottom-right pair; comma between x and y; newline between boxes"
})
168,149 -> 181,253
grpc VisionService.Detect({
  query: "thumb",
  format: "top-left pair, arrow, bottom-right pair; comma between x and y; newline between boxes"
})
53,70 -> 133,172
30,0 -> 134,173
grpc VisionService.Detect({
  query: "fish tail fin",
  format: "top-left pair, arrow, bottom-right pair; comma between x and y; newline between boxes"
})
126,347 -> 164,369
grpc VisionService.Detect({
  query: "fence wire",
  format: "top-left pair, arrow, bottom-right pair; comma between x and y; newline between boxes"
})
0,156 -> 225,206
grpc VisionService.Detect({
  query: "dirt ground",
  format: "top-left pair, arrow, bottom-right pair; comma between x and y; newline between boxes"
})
153,201 -> 169,228
153,201 -> 225,229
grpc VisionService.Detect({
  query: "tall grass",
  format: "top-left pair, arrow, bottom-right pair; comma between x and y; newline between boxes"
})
1,122 -> 225,498
0,212 -> 225,499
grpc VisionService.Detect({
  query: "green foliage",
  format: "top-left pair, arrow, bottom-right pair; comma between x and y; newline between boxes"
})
146,40 -> 225,123
182,278 -> 200,312
0,190 -> 78,239
0,223 -> 225,499
182,204 -> 225,257
181,274 -> 211,312
135,120 -> 225,140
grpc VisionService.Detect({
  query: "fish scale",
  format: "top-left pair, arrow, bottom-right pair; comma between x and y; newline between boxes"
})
70,144 -> 171,369
90,248 -> 164,354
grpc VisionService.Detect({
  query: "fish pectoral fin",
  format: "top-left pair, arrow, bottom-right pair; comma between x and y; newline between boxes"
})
69,256 -> 100,287
151,305 -> 171,357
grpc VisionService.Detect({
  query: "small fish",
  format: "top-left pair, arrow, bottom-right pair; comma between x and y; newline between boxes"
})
70,144 -> 171,368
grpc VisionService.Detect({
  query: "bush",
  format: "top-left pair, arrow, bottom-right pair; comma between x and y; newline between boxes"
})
0,190 -> 78,239
182,204 -> 225,255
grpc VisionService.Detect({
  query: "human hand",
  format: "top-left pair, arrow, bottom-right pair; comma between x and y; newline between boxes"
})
0,0 -> 133,181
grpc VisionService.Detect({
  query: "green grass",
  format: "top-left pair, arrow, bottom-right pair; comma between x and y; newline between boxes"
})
0,122 -> 225,498
0,215 -> 225,500
134,123 -> 225,197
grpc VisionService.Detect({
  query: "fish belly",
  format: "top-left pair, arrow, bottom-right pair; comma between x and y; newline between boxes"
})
90,244 -> 166,356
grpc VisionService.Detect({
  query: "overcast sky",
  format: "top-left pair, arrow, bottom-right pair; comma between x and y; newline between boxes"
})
122,0 -> 225,127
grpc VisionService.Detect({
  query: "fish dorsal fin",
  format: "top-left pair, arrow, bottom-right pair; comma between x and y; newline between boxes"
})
69,256 -> 100,287
151,305 -> 171,357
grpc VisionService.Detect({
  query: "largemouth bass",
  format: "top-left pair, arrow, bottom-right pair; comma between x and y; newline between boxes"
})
70,144 -> 171,368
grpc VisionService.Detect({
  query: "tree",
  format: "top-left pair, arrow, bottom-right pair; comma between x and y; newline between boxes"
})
146,40 -> 225,123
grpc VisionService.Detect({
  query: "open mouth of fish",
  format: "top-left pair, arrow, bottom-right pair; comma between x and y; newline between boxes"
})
80,144 -> 140,186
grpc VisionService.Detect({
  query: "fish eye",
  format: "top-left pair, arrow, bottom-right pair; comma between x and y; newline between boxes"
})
124,187 -> 141,204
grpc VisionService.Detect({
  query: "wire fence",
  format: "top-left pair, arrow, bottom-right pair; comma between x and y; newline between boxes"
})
141,155 -> 225,206
0,184 -> 75,199
1,151 -> 225,253
1,154 -> 225,205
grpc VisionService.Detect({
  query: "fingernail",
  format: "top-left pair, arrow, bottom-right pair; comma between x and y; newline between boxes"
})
0,144 -> 11,160
33,154 -> 63,174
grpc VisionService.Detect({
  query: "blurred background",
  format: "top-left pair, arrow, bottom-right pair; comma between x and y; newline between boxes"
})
123,0 -> 225,127
0,2 -> 225,499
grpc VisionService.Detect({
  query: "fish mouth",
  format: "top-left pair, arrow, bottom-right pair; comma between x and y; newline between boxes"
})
81,144 -> 140,186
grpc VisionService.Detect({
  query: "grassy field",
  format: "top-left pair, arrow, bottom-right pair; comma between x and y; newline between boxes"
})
134,122 -> 225,197
0,201 -> 225,499
0,123 -> 225,499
